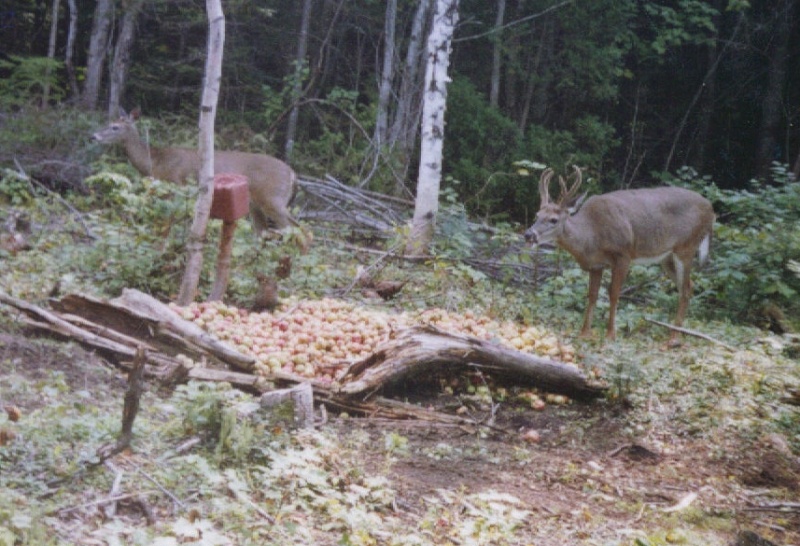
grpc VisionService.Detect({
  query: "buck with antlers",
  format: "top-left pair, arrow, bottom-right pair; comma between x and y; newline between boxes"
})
93,108 -> 298,232
524,167 -> 715,345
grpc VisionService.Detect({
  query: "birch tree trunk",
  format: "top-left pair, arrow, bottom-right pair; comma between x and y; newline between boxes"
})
284,0 -> 313,161
82,0 -> 113,110
389,0 -> 432,191
405,0 -> 460,256
177,0 -> 225,305
489,0 -> 505,108
374,0 -> 397,147
108,0 -> 143,120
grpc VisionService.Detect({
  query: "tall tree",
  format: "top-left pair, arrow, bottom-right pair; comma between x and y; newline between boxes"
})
82,0 -> 113,110
42,0 -> 60,108
108,0 -> 144,119
755,0 -> 794,180
406,0 -> 460,255
489,0 -> 505,108
284,0 -> 313,161
389,0 -> 432,191
178,0 -> 225,305
64,0 -> 79,98
374,0 -> 397,147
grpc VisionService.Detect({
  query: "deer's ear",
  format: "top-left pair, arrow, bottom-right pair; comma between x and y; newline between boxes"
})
129,108 -> 141,121
567,192 -> 588,215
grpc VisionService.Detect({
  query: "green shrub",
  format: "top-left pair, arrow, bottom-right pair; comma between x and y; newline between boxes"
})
664,165 -> 800,330
0,56 -> 65,109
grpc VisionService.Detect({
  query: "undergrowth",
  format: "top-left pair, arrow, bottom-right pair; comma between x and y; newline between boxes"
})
0,112 -> 799,546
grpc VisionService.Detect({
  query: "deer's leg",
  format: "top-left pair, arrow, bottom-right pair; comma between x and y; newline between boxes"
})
669,254 -> 694,346
249,204 -> 270,236
580,268 -> 603,338
605,258 -> 631,340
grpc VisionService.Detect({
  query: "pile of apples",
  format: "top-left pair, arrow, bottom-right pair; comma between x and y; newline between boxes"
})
169,298 -> 575,384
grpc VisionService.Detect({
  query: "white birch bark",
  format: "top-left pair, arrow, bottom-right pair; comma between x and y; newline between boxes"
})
177,0 -> 225,305
405,0 -> 460,256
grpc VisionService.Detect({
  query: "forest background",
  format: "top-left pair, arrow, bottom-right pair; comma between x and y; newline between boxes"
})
1,0 -> 800,325
2,2 -> 800,544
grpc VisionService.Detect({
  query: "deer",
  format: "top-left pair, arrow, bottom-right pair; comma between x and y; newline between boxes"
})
92,108 -> 298,233
524,166 -> 715,346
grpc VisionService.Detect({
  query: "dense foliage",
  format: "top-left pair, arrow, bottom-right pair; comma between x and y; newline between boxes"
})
2,1 -> 799,200
1,0 -> 799,328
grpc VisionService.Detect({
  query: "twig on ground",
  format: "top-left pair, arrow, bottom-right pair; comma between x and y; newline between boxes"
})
133,464 -> 187,509
97,347 -> 147,460
55,491 -> 159,515
645,318 -> 737,351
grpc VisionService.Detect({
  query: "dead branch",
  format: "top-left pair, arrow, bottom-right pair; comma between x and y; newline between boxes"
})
645,318 -> 737,351
97,346 -> 147,460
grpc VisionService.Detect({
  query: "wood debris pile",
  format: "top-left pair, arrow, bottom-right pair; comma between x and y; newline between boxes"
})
0,289 -> 607,423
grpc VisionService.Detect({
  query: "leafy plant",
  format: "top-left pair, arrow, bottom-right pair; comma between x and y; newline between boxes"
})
662,165 -> 800,329
0,169 -> 34,205
0,56 -> 65,109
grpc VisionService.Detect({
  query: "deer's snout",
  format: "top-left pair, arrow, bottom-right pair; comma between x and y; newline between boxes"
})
524,227 -> 539,245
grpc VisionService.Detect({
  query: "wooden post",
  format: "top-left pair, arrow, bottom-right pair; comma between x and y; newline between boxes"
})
209,220 -> 237,301
207,173 -> 249,301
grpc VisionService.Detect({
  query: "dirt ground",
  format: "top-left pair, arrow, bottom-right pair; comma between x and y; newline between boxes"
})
2,331 -> 799,546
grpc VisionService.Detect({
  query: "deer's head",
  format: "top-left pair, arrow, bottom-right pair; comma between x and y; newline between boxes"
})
524,166 -> 586,246
92,108 -> 140,145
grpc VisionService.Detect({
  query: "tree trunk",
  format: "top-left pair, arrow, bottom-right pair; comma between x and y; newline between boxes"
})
405,0 -> 460,256
692,3 -> 720,174
519,20 -> 549,131
108,0 -> 143,120
374,0 -> 397,147
178,0 -> 225,306
42,0 -> 60,109
489,0 -> 506,108
754,0 -> 793,181
81,0 -> 114,111
284,0 -> 313,161
389,0 -> 432,192
64,0 -> 79,98
503,0 -> 520,120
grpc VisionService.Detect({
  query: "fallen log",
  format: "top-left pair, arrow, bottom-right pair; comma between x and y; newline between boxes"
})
51,289 -> 255,372
340,325 -> 606,400
1,289 -> 608,423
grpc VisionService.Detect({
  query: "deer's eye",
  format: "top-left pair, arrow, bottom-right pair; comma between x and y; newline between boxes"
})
548,218 -> 558,225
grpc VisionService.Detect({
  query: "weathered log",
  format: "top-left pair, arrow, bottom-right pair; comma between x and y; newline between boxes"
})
339,325 -> 607,400
52,289 -> 255,372
2,290 -> 607,426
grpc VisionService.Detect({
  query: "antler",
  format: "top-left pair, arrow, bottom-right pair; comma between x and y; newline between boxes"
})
557,165 -> 583,205
538,168 -> 555,205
